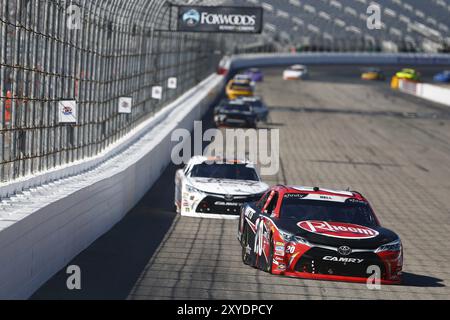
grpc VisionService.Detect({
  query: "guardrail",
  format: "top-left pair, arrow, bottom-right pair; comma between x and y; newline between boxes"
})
0,73 -> 224,299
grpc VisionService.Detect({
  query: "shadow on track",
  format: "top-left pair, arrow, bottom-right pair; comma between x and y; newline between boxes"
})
31,164 -> 179,300
401,272 -> 445,288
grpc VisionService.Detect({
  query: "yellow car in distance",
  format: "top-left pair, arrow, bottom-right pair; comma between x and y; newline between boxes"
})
226,79 -> 254,100
361,68 -> 385,81
396,68 -> 421,81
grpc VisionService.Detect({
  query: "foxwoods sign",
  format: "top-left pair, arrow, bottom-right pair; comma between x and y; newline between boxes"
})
177,6 -> 263,33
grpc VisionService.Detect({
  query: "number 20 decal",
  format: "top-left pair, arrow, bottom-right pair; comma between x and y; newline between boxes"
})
254,219 -> 265,257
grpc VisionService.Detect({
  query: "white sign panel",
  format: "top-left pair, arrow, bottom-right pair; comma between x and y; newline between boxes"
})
58,100 -> 77,124
152,86 -> 163,100
118,97 -> 133,114
168,77 -> 178,89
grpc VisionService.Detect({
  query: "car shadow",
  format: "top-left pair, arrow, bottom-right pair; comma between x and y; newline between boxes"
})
401,272 -> 445,288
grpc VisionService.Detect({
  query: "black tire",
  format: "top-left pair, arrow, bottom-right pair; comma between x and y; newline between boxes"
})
241,223 -> 252,266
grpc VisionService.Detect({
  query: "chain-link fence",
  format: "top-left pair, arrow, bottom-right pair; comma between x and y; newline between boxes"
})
0,0 -> 220,184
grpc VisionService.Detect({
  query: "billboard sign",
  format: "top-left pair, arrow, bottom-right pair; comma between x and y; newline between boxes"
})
177,6 -> 263,33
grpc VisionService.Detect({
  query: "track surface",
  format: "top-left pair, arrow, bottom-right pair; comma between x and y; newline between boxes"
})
33,66 -> 450,300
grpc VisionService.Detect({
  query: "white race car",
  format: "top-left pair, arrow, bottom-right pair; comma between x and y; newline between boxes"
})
283,65 -> 309,80
174,157 -> 269,219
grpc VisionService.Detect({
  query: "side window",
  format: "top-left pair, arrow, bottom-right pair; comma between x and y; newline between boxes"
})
256,191 -> 270,210
266,192 -> 279,216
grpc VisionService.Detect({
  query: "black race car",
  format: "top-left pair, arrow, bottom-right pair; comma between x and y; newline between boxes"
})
214,99 -> 258,128
236,96 -> 269,122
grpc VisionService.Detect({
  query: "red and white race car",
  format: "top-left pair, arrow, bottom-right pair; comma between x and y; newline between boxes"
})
238,185 -> 403,284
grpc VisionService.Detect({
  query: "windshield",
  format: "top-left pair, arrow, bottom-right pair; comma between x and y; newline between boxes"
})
280,197 -> 378,227
224,104 -> 251,112
244,100 -> 262,108
231,84 -> 252,91
190,163 -> 260,181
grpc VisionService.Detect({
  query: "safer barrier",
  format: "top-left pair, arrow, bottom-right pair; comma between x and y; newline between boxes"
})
0,73 -> 224,299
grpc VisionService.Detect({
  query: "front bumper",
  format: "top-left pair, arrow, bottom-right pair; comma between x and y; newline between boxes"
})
272,244 -> 402,285
215,115 -> 256,127
181,192 -> 262,219
280,271 -> 401,285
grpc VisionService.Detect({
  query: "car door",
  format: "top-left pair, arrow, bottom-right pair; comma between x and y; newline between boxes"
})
254,191 -> 279,264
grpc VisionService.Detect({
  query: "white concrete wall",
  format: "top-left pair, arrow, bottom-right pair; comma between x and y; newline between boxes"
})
398,79 -> 450,107
419,84 -> 450,106
0,74 -> 224,299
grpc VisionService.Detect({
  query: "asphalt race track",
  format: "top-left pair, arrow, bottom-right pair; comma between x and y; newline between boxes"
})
33,66 -> 450,300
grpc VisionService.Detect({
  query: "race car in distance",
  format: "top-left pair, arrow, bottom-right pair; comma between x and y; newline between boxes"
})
243,68 -> 264,82
283,65 -> 309,80
235,96 -> 269,122
226,79 -> 254,100
396,68 -> 420,81
361,68 -> 385,81
175,157 -> 269,219
433,70 -> 450,83
233,73 -> 253,83
214,99 -> 258,128
238,185 -> 403,284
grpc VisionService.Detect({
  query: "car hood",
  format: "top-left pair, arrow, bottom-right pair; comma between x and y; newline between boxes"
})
275,218 -> 399,249
187,177 -> 269,196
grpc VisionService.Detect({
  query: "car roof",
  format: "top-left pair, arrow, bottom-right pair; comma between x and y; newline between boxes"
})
290,64 -> 306,70
226,99 -> 247,105
230,80 -> 252,86
273,185 -> 367,203
234,74 -> 251,79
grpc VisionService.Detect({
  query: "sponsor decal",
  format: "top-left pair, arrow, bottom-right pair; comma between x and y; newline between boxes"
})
215,201 -> 240,206
118,97 -> 132,114
177,6 -> 263,33
323,256 -> 364,264
346,198 -> 368,205
277,264 -> 286,271
297,221 -> 379,239
284,193 -> 308,199
275,245 -> 285,256
58,100 -> 78,124
182,9 -> 201,26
